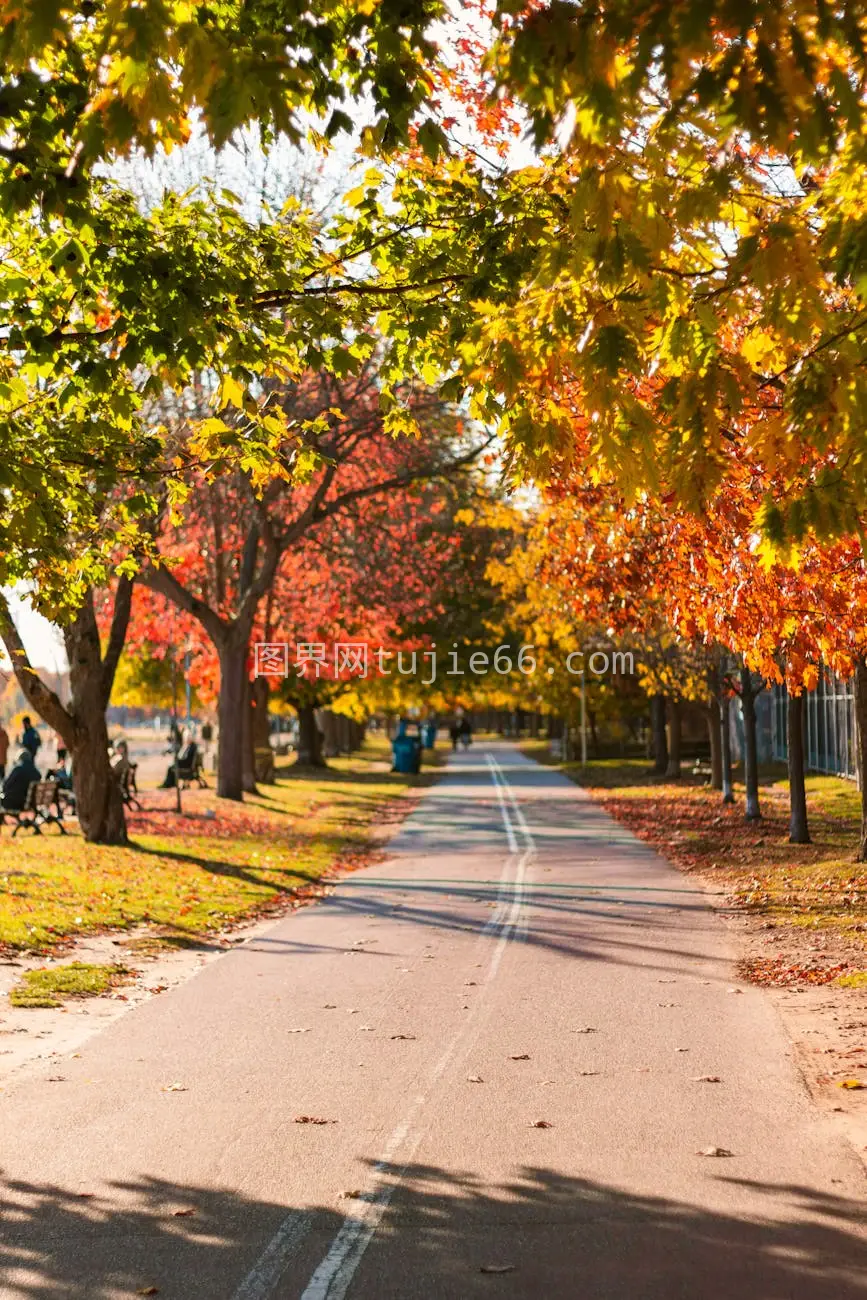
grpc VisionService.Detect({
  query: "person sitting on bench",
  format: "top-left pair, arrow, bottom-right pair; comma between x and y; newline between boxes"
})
2,748 -> 41,810
159,735 -> 199,789
110,739 -> 132,780
51,747 -> 73,791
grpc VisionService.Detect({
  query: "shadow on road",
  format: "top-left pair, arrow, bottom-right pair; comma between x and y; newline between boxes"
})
1,1163 -> 865,1298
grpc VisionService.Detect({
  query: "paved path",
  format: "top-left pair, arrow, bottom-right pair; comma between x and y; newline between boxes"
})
1,744 -> 865,1299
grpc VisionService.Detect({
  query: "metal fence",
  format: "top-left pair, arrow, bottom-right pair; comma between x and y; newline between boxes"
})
770,670 -> 858,779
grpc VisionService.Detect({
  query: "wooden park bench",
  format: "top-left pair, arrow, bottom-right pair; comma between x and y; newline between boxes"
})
118,762 -> 141,810
0,780 -> 67,836
176,746 -> 208,789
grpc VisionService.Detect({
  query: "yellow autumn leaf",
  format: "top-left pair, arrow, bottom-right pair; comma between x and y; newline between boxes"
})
802,664 -> 819,691
741,329 -> 785,372
219,374 -> 245,408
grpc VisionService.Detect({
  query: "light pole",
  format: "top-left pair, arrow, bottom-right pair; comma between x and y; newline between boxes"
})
580,670 -> 588,767
184,650 -> 192,727
170,647 -> 182,814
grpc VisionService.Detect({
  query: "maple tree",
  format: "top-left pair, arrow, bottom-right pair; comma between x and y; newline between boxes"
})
484,506 -> 644,761
525,480 -> 725,774
121,449 -> 513,771
121,368 -> 490,796
524,426 -> 867,855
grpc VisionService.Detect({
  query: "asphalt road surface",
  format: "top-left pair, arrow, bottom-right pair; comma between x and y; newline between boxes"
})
1,744 -> 865,1299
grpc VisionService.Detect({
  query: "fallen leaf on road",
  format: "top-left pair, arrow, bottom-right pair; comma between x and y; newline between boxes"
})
467,1075 -> 484,1083
359,1025 -> 374,1032
464,981 -> 478,987
838,1079 -> 866,1089
509,1054 -> 530,1060
287,1028 -> 311,1034
324,1004 -> 337,1009
162,1083 -> 188,1092
294,1115 -> 337,1125
657,1002 -> 679,1008
675,1047 -> 690,1053
391,1034 -> 416,1040
697,1146 -> 734,1157
571,1027 -> 597,1034
136,1289 -> 159,1296
47,1076 -> 66,1082
579,1070 -> 599,1077
172,1208 -> 196,1218
480,1264 -> 516,1274
658,979 -> 677,984
693,1076 -> 722,1083
530,1120 -> 553,1128
726,988 -> 744,995
339,1189 -> 363,1199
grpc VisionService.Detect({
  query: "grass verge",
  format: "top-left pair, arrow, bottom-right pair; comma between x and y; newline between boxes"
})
0,737 -> 429,954
9,962 -> 131,1008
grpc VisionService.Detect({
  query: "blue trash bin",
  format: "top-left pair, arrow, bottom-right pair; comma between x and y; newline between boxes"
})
392,721 -> 422,774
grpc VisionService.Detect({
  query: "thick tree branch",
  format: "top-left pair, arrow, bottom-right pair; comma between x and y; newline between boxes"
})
140,563 -> 231,648
101,575 -> 134,705
254,273 -> 469,307
0,594 -> 74,742
309,435 -> 494,525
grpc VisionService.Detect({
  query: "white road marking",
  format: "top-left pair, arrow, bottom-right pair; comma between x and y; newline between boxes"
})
487,754 -> 532,944
487,753 -> 519,854
231,1213 -> 314,1300
233,749 -> 533,1300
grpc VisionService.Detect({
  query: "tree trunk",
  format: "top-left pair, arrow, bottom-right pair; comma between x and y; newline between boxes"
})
251,675 -> 271,750
217,639 -> 247,801
72,722 -> 128,844
706,704 -> 723,789
665,697 -> 682,778
296,703 -> 326,767
242,673 -> 257,795
320,710 -> 341,757
340,716 -> 351,753
63,597 -> 130,843
787,691 -> 811,844
1,585 -> 133,845
250,675 -> 273,785
720,694 -> 735,803
740,666 -> 761,820
650,694 -> 668,774
853,658 -> 867,859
